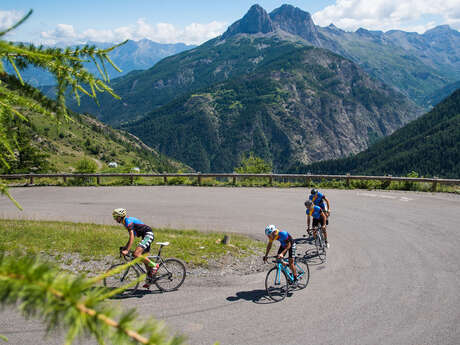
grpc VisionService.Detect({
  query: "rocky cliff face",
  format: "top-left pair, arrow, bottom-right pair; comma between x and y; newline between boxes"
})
222,4 -> 275,38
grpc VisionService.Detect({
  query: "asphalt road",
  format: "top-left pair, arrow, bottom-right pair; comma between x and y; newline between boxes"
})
1,186 -> 460,345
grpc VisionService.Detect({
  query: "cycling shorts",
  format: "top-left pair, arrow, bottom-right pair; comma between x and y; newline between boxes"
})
313,218 -> 325,227
138,232 -> 154,252
278,239 -> 296,258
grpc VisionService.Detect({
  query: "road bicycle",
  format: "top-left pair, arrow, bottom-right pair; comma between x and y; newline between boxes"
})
265,256 -> 310,302
308,225 -> 327,262
103,242 -> 186,296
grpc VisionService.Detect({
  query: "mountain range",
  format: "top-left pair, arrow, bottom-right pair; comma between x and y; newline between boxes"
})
45,4 -> 460,174
5,39 -> 195,87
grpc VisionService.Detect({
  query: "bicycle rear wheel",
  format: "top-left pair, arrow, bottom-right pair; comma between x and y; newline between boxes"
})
294,258 -> 310,289
103,264 -> 140,296
265,267 -> 288,302
154,258 -> 186,292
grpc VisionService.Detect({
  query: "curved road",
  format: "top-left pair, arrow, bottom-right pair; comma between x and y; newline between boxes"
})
1,186 -> 460,345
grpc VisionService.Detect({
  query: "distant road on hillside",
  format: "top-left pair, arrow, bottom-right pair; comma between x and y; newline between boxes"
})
1,186 -> 460,345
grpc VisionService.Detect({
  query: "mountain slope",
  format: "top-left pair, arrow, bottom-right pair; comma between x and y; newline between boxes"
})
123,45 -> 420,172
1,76 -> 186,173
71,4 -> 460,124
291,89 -> 460,178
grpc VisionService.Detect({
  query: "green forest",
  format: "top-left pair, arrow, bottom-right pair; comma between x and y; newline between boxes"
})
289,89 -> 460,178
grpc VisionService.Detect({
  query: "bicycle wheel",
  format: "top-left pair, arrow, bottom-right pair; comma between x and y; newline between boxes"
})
154,258 -> 186,292
294,258 -> 310,289
265,267 -> 288,302
103,264 -> 140,296
315,231 -> 327,262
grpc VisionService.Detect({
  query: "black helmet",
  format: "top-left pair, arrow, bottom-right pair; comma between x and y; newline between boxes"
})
304,200 -> 313,208
310,188 -> 318,195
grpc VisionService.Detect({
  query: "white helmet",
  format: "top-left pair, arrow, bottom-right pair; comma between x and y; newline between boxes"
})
265,224 -> 277,236
112,208 -> 127,218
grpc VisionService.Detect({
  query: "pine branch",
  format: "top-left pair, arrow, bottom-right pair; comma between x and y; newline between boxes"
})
0,253 -> 185,345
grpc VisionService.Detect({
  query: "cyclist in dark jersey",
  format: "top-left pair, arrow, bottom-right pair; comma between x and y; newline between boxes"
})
309,189 -> 331,224
112,208 -> 156,286
263,225 -> 298,284
305,200 -> 329,248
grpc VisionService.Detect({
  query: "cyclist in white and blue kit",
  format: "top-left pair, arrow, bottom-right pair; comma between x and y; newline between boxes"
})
263,225 -> 298,284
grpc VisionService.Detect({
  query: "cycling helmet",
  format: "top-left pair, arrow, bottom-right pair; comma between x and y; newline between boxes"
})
310,188 -> 318,195
265,224 -> 277,236
304,200 -> 313,208
112,208 -> 127,218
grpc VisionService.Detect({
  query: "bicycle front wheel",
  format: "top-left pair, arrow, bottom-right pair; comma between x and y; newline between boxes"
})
315,231 -> 327,262
103,264 -> 140,296
265,267 -> 288,302
294,259 -> 310,289
154,258 -> 186,292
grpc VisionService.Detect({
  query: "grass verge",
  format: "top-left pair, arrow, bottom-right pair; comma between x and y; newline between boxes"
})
0,219 -> 264,267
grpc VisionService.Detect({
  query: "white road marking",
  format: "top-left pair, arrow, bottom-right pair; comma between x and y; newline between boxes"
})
357,192 -> 412,202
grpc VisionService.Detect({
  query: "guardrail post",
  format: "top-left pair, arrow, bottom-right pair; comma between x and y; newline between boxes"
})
63,176 -> 67,184
431,177 -> 438,192
163,176 -> 168,184
96,176 -> 100,185
130,175 -> 134,185
29,176 -> 34,185
269,175 -> 273,186
197,172 -> 201,186
232,176 -> 236,185
346,173 -> 350,187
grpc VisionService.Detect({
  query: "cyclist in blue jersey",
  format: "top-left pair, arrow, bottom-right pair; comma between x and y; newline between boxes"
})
112,208 -> 156,287
309,189 -> 331,224
263,225 -> 298,284
305,200 -> 329,248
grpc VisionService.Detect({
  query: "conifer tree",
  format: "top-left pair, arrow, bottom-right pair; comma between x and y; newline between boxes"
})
0,11 -> 187,345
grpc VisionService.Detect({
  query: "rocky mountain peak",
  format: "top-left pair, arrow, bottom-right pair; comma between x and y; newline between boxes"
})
269,4 -> 320,44
222,4 -> 274,39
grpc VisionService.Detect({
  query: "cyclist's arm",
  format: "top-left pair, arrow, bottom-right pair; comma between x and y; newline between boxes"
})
123,229 -> 135,251
264,240 -> 273,260
306,213 -> 311,229
324,196 -> 331,214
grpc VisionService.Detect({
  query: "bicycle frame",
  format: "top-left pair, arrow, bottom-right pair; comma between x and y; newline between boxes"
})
273,259 -> 305,283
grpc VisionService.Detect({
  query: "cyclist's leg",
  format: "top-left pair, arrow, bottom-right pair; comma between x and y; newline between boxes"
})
135,232 -> 154,276
288,241 -> 297,280
312,218 -> 319,239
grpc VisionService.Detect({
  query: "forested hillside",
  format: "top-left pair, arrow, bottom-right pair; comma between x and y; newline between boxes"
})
0,75 -> 185,174
123,44 -> 420,172
290,89 -> 460,178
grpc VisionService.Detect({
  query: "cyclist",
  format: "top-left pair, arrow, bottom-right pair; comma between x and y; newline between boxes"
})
112,208 -> 156,287
309,189 -> 331,224
263,225 -> 298,284
305,200 -> 329,248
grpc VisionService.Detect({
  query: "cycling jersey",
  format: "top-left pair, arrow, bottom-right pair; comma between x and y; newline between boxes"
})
309,191 -> 325,206
123,217 -> 153,238
306,205 -> 323,219
272,231 -> 293,247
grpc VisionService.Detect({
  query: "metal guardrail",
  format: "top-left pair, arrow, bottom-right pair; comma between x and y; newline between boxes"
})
1,173 -> 459,191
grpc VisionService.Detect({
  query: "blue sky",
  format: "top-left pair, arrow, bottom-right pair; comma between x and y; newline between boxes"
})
1,0 -> 459,45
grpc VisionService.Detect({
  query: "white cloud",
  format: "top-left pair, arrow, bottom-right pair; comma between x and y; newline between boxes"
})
40,19 -> 228,45
313,0 -> 460,33
0,10 -> 24,31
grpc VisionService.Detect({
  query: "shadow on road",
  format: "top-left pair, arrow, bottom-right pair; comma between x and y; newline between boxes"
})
226,289 -> 281,304
107,288 -> 163,300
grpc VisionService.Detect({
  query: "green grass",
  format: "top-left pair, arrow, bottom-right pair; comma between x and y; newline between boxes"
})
0,219 -> 265,267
